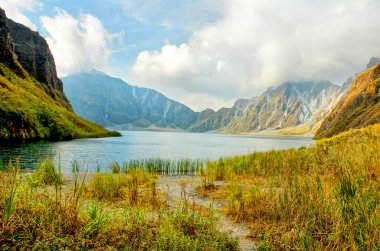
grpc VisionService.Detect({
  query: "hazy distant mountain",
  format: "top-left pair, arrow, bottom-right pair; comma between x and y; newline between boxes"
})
62,70 -> 198,130
224,80 -> 342,134
188,99 -> 253,132
315,61 -> 380,138
367,57 -> 380,68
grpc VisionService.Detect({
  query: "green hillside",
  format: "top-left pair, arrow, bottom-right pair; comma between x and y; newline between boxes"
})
0,64 -> 119,141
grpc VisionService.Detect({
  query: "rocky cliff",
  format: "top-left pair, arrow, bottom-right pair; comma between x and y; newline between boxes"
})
0,8 -> 24,76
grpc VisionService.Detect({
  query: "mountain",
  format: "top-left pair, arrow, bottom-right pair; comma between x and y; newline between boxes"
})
367,57 -> 380,68
0,8 -> 117,141
224,80 -> 342,134
188,99 -> 252,132
62,70 -> 198,130
315,61 -> 380,138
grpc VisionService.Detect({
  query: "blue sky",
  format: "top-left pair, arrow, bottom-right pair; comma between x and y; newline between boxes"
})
10,0 -> 221,73
1,0 -> 380,111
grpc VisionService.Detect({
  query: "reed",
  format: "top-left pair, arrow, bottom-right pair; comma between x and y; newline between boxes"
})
108,162 -> 121,173
123,158 -> 206,175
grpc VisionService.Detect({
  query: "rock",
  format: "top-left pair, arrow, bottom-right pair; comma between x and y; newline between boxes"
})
7,18 -> 63,92
0,8 -> 24,76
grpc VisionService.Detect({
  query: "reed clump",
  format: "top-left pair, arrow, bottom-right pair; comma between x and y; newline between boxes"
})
33,158 -> 63,186
123,158 -> 205,175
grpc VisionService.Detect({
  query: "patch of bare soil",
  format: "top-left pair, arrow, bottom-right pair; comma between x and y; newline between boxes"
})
157,176 -> 256,251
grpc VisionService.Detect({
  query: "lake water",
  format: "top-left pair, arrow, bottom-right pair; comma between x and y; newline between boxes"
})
0,130 -> 314,172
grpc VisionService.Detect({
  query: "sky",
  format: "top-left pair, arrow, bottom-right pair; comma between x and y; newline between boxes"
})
1,0 -> 380,111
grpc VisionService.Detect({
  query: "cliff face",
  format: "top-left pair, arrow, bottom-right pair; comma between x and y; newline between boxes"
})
6,19 -> 63,92
315,62 -> 380,138
0,8 -> 24,76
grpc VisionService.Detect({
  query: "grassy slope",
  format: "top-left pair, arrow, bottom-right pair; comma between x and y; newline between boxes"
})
201,123 -> 380,250
0,64 -> 119,141
315,62 -> 380,138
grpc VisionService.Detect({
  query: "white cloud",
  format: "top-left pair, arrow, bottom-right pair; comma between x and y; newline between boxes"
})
131,0 -> 380,111
180,92 -> 234,112
0,0 -> 41,30
40,9 -> 124,76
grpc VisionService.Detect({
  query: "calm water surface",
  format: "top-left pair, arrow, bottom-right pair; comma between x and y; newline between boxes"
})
0,131 -> 314,172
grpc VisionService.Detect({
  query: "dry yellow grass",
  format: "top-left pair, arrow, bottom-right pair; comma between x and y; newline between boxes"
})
0,162 -> 238,250
201,123 -> 380,250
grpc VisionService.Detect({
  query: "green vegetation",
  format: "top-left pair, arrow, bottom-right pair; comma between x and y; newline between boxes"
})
0,64 -> 120,142
201,123 -> 380,250
0,160 -> 238,250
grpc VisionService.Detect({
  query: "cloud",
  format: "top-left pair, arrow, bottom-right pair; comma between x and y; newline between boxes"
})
0,0 -> 41,30
131,0 -> 380,111
40,9 -> 124,76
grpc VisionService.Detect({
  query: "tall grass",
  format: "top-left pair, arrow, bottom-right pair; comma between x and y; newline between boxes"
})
1,159 -> 19,232
0,161 -> 238,250
204,123 -> 380,250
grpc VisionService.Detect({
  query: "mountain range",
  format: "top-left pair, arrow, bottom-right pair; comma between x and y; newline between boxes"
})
63,71 -> 348,136
63,71 -> 254,132
63,56 -> 379,137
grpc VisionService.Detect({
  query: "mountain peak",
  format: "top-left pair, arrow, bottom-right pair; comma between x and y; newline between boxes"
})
367,57 -> 380,69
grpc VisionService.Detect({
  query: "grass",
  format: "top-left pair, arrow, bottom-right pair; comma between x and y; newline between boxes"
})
0,64 -> 120,142
33,158 -> 63,186
0,159 -> 238,250
201,123 -> 380,250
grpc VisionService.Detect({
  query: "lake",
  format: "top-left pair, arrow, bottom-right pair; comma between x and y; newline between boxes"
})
0,130 -> 314,172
